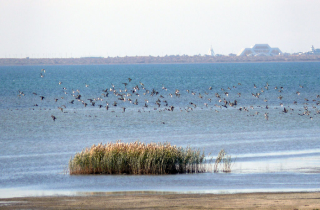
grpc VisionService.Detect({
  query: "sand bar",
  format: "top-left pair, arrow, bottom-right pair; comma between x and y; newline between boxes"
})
1,192 -> 320,209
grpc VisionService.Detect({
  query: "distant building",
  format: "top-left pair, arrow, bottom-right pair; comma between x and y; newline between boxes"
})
307,45 -> 320,55
237,44 -> 282,56
208,46 -> 215,56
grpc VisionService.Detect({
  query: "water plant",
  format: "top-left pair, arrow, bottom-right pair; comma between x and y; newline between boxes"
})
69,141 -> 208,175
213,149 -> 233,173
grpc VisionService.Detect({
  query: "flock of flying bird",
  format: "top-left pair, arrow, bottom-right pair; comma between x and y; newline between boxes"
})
17,68 -> 320,122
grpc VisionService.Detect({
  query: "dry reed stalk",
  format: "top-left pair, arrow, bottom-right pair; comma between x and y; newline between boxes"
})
213,149 -> 233,173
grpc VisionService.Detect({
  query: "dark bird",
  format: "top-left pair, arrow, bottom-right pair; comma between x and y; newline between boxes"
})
40,96 -> 45,100
51,115 -> 57,121
168,106 -> 174,111
128,78 -> 132,82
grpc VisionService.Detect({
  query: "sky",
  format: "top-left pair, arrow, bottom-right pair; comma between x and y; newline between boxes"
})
1,0 -> 320,58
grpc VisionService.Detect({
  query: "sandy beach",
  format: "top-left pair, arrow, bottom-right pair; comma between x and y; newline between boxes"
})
1,192 -> 320,209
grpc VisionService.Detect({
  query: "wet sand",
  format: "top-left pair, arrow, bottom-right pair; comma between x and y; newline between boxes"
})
1,192 -> 320,209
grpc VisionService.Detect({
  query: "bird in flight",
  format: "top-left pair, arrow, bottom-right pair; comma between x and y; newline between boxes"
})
51,115 -> 57,121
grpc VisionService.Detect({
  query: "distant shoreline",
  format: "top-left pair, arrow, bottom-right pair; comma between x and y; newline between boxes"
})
1,55 -> 320,66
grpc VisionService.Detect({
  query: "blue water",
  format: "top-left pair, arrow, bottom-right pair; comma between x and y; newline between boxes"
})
0,62 -> 320,198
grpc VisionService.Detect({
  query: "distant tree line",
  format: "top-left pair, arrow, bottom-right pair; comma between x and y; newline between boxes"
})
0,55 -> 320,66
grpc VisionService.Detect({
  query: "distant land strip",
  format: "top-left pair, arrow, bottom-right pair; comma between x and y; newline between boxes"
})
1,55 -> 320,65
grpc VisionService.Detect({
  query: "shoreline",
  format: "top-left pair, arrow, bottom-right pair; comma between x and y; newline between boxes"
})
1,191 -> 320,209
1,60 -> 320,68
1,55 -> 320,66
2,187 -> 320,199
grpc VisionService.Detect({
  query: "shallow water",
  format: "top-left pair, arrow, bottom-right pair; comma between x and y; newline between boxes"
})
0,63 -> 320,198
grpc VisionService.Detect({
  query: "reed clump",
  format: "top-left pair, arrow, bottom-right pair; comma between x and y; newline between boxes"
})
69,141 -> 207,175
213,149 -> 233,173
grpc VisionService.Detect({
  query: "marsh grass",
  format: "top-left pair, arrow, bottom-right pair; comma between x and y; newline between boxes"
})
69,141 -> 208,175
213,149 -> 234,173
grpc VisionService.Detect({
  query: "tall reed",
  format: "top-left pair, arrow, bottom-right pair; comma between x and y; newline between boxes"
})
213,149 -> 233,173
69,141 -> 207,175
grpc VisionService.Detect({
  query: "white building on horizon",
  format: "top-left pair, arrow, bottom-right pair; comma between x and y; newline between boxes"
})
208,46 -> 215,56
237,44 -> 282,56
307,45 -> 320,55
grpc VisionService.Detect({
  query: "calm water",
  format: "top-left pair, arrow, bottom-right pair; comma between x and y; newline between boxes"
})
0,62 -> 320,198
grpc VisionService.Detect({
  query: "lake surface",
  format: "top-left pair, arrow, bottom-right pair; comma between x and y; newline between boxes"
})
0,62 -> 320,198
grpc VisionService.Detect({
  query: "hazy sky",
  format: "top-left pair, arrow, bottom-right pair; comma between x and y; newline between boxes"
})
1,0 -> 320,58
